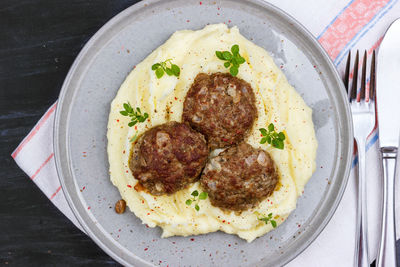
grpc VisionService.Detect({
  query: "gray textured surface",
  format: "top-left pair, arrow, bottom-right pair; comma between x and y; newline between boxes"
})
54,0 -> 353,266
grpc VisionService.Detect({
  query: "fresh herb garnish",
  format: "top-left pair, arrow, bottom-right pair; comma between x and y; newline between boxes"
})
257,212 -> 277,228
185,190 -> 208,211
120,102 -> 149,127
151,59 -> 180,79
215,44 -> 246,76
259,123 -> 285,150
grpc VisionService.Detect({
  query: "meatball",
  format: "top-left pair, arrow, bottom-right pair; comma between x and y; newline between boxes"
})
182,73 -> 257,149
200,143 -> 278,211
129,122 -> 208,195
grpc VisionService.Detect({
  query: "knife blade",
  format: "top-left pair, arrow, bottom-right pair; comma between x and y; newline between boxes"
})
376,18 -> 400,267
377,19 -> 400,148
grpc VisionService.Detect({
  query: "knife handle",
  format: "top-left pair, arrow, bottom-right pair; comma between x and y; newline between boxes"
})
376,147 -> 398,267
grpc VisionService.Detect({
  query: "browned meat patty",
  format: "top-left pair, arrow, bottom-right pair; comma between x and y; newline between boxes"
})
200,142 -> 278,211
129,122 -> 208,195
182,73 -> 257,149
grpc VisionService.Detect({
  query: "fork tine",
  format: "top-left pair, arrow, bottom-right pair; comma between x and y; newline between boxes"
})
350,50 -> 359,101
360,50 -> 367,100
344,51 -> 351,93
369,50 -> 376,100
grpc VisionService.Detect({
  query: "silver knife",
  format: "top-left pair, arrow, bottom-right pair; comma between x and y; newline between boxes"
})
376,18 -> 400,267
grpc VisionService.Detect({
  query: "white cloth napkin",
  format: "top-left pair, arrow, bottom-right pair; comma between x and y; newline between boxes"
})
12,0 -> 400,265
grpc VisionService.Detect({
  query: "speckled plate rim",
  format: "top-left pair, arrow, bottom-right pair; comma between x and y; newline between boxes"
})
54,0 -> 353,266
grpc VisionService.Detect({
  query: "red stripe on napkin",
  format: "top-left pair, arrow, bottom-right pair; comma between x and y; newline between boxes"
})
30,153 -> 54,180
50,186 -> 62,200
11,102 -> 57,159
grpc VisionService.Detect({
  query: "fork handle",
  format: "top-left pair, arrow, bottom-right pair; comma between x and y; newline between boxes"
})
355,139 -> 370,267
376,147 -> 398,267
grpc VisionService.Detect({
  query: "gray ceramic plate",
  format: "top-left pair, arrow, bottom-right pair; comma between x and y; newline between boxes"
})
54,0 -> 353,266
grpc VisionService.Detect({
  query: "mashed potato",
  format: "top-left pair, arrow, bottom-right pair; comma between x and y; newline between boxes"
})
107,24 -> 317,242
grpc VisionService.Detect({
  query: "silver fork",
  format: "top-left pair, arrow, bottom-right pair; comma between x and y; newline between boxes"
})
344,50 -> 376,267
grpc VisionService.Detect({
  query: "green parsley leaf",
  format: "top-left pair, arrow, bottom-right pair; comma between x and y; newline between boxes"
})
199,192 -> 208,200
236,56 -> 246,64
215,51 -> 225,60
231,44 -> 239,55
165,67 -> 173,76
215,44 -> 246,76
231,57 -> 238,66
230,65 -> 238,76
257,212 -> 278,228
123,103 -> 130,111
266,136 -> 272,144
152,59 -> 181,79
268,123 -> 275,132
171,64 -> 180,77
259,128 -> 268,136
222,51 -> 232,60
271,139 -> 279,148
120,102 -> 149,127
151,63 -> 160,70
259,123 -> 285,149
276,140 -> 284,149
186,190 -> 208,211
155,68 -> 164,78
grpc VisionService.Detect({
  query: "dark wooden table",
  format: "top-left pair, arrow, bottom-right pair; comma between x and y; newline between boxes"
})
0,0 -> 141,265
1,0 -> 399,266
